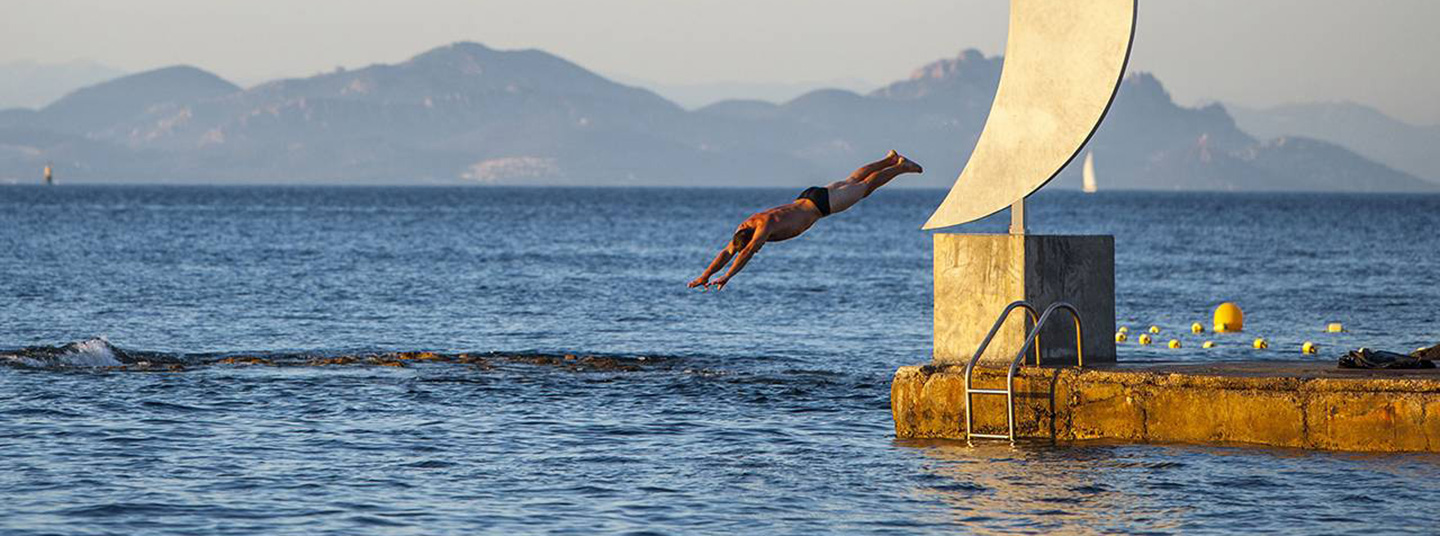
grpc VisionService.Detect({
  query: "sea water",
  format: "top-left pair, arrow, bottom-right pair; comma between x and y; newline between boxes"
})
2,185 -> 1439,534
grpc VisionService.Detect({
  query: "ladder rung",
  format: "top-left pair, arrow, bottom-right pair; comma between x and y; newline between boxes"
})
967,388 -> 1008,395
968,433 -> 1010,439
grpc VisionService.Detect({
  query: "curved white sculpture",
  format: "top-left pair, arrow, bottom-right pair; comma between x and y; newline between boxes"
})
923,0 -> 1136,230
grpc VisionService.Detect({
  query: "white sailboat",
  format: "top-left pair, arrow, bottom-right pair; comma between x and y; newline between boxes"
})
1081,151 -> 1097,193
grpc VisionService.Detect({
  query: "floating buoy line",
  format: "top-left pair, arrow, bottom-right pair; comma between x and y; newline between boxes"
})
1111,303 -> 1354,355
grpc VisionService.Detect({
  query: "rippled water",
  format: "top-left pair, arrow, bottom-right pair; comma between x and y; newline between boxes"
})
3,186 -> 1440,534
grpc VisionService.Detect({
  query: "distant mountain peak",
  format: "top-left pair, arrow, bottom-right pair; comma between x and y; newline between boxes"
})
431,41 -> 495,55
140,65 -> 227,79
406,41 -> 574,70
870,49 -> 1001,100
35,64 -> 239,134
66,65 -> 236,95
909,48 -> 990,82
408,41 -> 499,70
1119,72 -> 1169,100
397,41 -> 608,86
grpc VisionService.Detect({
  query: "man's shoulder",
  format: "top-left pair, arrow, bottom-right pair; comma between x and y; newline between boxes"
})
746,209 -> 780,224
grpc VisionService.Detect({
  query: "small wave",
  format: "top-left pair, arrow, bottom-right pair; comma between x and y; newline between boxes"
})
2,337 -> 126,368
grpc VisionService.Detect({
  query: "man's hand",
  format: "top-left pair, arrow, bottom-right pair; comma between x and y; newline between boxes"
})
707,277 -> 729,291
687,276 -> 709,289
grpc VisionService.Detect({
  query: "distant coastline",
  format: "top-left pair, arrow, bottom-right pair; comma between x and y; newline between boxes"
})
1,42 -> 1435,192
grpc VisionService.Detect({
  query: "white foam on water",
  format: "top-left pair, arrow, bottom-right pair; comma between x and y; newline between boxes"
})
1,337 -> 125,368
57,338 -> 125,367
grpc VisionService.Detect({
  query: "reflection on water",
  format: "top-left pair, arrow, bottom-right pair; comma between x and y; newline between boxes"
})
906,440 -> 1186,534
901,439 -> 1440,534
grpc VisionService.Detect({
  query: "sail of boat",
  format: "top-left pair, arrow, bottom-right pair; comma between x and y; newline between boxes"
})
1081,151 -> 1097,193
44,163 -> 53,185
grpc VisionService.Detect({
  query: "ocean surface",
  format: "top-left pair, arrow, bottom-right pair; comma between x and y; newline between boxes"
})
3,185 -> 1439,535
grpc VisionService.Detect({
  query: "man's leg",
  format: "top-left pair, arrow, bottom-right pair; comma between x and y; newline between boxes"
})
859,157 -> 922,196
826,153 -> 921,214
829,162 -> 905,214
845,150 -> 900,182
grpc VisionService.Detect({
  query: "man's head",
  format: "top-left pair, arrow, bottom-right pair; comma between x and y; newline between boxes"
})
731,228 -> 755,252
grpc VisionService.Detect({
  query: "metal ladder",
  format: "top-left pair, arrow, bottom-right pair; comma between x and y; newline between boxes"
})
964,301 -> 1085,442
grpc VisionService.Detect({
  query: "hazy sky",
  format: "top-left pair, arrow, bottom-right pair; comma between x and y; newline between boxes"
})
4,0 -> 1438,123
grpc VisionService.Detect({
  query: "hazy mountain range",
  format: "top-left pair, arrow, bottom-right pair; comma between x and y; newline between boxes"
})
1229,101 -> 1440,185
1,42 -> 1434,191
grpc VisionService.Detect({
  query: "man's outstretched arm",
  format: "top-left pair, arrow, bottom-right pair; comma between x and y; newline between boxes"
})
710,223 -> 767,290
688,245 -> 734,288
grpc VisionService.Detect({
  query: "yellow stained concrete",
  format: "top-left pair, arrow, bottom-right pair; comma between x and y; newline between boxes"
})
892,362 -> 1440,452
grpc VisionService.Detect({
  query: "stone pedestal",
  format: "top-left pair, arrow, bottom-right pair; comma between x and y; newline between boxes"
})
933,234 -> 1115,366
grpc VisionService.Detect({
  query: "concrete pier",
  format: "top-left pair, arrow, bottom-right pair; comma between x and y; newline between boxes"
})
892,362 -> 1440,452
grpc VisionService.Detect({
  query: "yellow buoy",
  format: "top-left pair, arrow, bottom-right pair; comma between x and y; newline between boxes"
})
1138,334 -> 1152,345
1118,326 -> 1129,334
1253,337 -> 1268,350
1202,341 -> 1216,349
1148,325 -> 1161,334
1326,322 -> 1344,333
1302,341 -> 1318,355
1191,322 -> 1204,334
1115,332 -> 1128,343
1167,339 -> 1182,349
1213,302 -> 1244,333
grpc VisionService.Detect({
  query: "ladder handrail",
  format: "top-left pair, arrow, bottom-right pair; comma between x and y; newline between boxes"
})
1008,302 -> 1085,378
997,302 -> 1084,440
963,300 -> 1041,443
965,301 -> 1086,443
964,301 -> 1043,384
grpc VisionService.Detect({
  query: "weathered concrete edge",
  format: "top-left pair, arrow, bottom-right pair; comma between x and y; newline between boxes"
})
892,364 -> 1440,452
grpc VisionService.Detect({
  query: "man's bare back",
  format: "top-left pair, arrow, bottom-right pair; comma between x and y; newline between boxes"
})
688,151 -> 922,290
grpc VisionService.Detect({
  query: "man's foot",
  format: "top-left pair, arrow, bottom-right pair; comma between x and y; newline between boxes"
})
897,155 -> 923,174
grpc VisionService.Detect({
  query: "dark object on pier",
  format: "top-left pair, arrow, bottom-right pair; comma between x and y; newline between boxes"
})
1338,348 -> 1436,370
1413,344 -> 1440,361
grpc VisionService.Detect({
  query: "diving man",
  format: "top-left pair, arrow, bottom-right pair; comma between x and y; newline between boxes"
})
688,151 -> 922,290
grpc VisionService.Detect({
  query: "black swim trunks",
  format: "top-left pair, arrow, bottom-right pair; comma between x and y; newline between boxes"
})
796,186 -> 831,216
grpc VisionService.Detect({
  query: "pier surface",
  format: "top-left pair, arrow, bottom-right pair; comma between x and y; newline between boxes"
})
892,361 -> 1440,452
